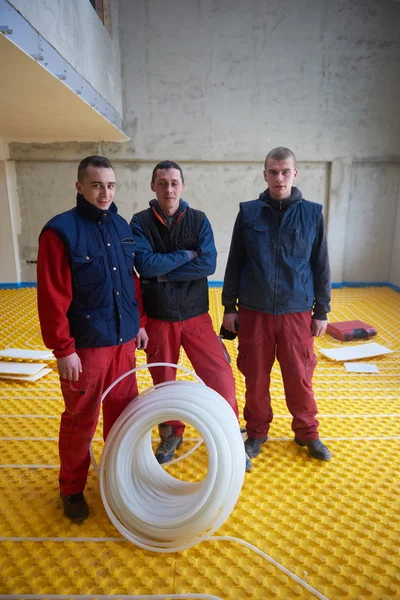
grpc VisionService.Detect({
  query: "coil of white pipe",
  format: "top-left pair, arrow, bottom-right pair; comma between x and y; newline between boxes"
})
94,364 -> 328,600
99,376 -> 245,553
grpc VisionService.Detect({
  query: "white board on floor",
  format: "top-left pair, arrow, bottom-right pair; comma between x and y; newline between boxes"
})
0,348 -> 54,360
0,367 -> 53,381
344,362 -> 379,373
0,361 -> 48,375
319,342 -> 393,362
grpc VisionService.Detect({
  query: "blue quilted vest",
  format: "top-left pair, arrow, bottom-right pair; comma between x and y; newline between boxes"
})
41,194 -> 139,348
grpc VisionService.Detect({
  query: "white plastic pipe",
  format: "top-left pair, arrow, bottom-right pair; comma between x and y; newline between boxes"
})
99,365 -> 245,553
93,363 -> 328,600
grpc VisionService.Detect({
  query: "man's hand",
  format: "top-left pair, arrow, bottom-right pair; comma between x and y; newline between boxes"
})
136,327 -> 149,350
312,319 -> 328,337
223,313 -> 239,334
57,353 -> 82,381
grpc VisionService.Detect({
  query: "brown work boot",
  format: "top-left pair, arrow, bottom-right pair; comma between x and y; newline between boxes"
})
60,492 -> 89,521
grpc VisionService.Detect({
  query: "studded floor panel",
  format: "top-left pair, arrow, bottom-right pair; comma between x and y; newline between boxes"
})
0,286 -> 399,599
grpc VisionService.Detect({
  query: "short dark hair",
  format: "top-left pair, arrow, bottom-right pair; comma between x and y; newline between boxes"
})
151,160 -> 184,184
265,147 -> 296,168
77,155 -> 114,182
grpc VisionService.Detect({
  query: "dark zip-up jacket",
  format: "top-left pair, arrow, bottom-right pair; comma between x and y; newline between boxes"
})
222,188 -> 331,319
130,199 -> 216,321
40,194 -> 140,348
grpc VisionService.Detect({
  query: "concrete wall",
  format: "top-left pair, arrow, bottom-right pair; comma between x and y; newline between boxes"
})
390,191 -> 400,288
0,140 -> 21,283
117,0 -> 400,284
344,162 -> 400,283
8,0 -> 123,114
9,152 -> 329,281
119,0 -> 400,160
5,0 -> 400,286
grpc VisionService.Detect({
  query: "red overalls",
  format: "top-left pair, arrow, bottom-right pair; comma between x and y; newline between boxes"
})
238,308 -> 319,441
145,313 -> 239,436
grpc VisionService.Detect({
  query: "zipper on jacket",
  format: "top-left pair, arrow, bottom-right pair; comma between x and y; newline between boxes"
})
274,201 -> 294,313
169,219 -> 183,320
264,203 -> 280,315
268,205 -> 280,315
273,226 -> 281,314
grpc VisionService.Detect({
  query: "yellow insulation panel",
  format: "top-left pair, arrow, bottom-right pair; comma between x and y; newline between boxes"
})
0,286 -> 399,599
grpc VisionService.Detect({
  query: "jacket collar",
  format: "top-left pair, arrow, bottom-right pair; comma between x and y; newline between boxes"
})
76,193 -> 118,222
260,186 -> 303,209
149,198 -> 189,225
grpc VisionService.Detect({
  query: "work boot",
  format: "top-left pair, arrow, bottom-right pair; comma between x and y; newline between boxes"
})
244,436 -> 268,458
295,437 -> 332,461
245,453 -> 252,471
60,492 -> 89,521
155,424 -> 183,464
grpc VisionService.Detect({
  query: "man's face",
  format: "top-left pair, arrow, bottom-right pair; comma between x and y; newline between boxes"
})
76,166 -> 116,210
151,168 -> 184,216
264,158 -> 298,201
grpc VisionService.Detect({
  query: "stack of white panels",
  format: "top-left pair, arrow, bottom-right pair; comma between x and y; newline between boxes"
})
0,348 -> 54,381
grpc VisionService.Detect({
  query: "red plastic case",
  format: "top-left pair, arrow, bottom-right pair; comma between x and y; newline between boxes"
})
326,320 -> 377,341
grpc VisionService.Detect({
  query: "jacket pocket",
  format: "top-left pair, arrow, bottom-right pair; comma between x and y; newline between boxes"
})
244,224 -> 269,254
292,229 -> 310,259
121,239 -> 135,275
123,246 -> 135,275
70,250 -> 105,287
177,238 -> 197,251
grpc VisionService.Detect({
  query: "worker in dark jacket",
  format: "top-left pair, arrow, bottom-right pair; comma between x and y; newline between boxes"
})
37,156 -> 148,521
130,160 -> 244,465
222,147 -> 332,464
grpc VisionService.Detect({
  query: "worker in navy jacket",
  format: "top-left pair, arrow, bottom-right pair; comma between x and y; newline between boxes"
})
222,147 -> 332,464
37,156 -> 148,521
130,160 -> 240,465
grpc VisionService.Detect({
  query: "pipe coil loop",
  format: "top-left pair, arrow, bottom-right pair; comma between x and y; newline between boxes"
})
99,365 -> 245,553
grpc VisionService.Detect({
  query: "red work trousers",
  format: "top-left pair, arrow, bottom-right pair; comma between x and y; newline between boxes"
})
237,308 -> 319,441
145,313 -> 238,436
58,340 -> 138,496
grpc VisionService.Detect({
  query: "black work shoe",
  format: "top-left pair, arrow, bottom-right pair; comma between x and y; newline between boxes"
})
295,437 -> 332,461
244,436 -> 268,458
155,434 -> 183,464
245,453 -> 252,471
60,492 -> 89,521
